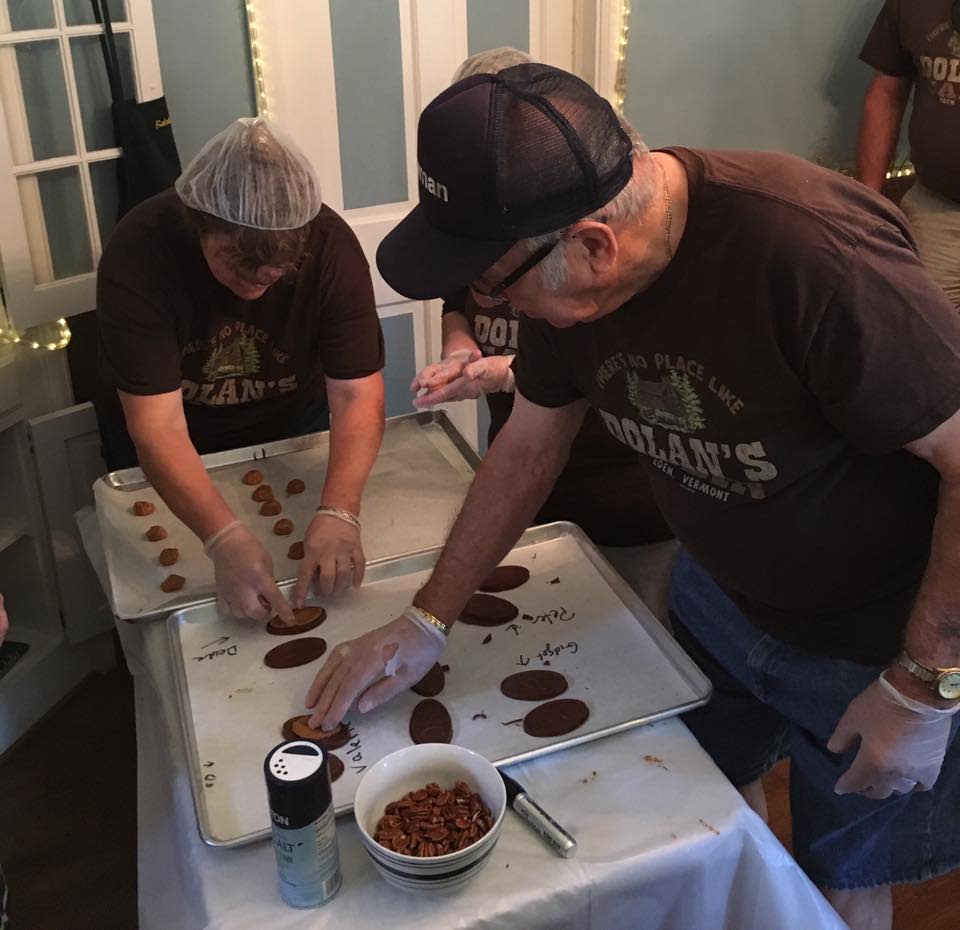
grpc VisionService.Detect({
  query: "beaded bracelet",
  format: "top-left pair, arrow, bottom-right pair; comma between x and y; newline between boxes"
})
315,505 -> 361,530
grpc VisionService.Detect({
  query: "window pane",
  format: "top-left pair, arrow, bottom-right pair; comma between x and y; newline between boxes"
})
63,0 -> 126,26
71,32 -> 134,151
466,0 -> 529,55
18,168 -> 93,282
329,0 -> 408,209
4,1 -> 56,31
0,40 -> 75,163
89,158 -> 121,243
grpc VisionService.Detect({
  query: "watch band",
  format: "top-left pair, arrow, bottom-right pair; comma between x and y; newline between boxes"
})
897,650 -> 938,685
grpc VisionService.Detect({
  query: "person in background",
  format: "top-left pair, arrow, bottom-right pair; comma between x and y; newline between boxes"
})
308,63 -> 960,930
412,48 -> 672,574
95,118 -> 385,621
858,0 -> 960,307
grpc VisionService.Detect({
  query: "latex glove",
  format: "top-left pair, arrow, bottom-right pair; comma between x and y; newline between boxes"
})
204,520 -> 294,623
0,592 -> 7,646
410,348 -> 477,398
827,672 -> 960,799
293,512 -> 365,604
305,611 -> 446,729
414,353 -> 515,409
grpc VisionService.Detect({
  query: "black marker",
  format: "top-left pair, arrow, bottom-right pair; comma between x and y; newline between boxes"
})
500,771 -> 577,857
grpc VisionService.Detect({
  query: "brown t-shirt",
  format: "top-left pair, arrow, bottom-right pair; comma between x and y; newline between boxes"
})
514,148 -> 960,663
97,190 -> 384,454
441,291 -> 671,546
860,0 -> 960,201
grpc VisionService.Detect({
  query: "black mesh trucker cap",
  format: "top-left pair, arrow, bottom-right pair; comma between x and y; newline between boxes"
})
376,63 -> 634,300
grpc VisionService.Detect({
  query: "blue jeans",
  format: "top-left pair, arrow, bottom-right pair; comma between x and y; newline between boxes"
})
669,548 -> 960,889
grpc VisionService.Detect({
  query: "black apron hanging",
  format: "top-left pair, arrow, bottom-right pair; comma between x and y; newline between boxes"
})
70,0 -> 184,406
94,0 -> 182,216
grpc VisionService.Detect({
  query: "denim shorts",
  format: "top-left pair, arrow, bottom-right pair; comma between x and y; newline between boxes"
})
669,548 -> 960,890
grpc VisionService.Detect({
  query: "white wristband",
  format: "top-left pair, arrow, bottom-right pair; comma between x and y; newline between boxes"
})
203,519 -> 243,556
403,605 -> 448,645
879,671 -> 960,717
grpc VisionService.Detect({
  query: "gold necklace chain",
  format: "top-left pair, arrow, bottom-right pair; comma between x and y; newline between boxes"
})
658,160 -> 674,260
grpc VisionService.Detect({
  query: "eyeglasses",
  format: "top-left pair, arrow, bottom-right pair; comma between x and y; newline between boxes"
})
470,239 -> 559,304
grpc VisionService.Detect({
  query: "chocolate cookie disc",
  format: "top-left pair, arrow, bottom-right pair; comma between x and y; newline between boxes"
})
252,484 -> 273,502
264,637 -> 327,669
260,499 -> 282,516
281,715 -> 351,750
459,593 -> 519,626
522,698 -> 589,738
286,478 -> 306,495
409,698 -> 452,744
132,500 -> 155,516
501,670 -> 568,702
328,753 -> 345,783
159,547 -> 179,567
273,518 -> 294,536
160,573 -> 185,592
479,565 -> 530,593
266,606 -> 327,636
145,525 -> 167,542
287,541 -> 304,560
411,662 -> 445,697
242,469 -> 263,486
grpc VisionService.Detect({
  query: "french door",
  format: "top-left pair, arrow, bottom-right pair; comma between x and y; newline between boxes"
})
248,0 -> 623,448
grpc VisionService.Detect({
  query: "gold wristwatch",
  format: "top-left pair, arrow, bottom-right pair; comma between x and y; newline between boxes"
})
897,650 -> 960,700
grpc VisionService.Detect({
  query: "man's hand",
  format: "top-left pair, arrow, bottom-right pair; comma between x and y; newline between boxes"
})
204,520 -> 294,623
410,349 -> 478,402
0,593 -> 8,646
414,353 -> 514,408
305,613 -> 445,729
293,513 -> 365,603
827,672 -> 958,799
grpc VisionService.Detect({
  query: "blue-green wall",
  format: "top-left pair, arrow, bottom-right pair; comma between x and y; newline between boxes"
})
623,0 -> 907,169
152,0 -> 256,163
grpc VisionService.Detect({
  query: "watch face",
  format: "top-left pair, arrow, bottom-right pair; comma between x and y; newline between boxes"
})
937,671 -> 960,700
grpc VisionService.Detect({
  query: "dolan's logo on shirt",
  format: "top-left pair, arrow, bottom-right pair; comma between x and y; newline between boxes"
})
202,333 -> 261,381
626,370 -> 705,434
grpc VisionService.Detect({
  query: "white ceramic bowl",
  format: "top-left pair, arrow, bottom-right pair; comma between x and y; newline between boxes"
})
353,744 -> 507,894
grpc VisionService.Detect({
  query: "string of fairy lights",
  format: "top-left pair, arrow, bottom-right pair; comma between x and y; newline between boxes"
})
613,0 -> 632,113
246,0 -> 269,117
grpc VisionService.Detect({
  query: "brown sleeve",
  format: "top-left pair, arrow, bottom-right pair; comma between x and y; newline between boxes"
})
312,217 -> 385,380
96,274 -> 183,396
512,315 -> 582,408
859,0 -> 913,77
804,221 -> 960,453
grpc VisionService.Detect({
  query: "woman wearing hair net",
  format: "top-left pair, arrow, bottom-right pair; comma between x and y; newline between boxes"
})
95,118 -> 385,622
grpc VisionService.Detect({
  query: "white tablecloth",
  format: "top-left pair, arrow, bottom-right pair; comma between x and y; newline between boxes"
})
117,615 -> 847,930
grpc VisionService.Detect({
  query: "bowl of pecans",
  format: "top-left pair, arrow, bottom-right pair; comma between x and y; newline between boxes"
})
353,743 -> 506,894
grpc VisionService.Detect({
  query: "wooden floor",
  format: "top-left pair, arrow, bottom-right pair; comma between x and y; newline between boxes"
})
1,671 -> 959,929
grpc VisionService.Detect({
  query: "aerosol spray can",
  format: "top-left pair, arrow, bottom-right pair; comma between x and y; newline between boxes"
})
264,739 -> 342,908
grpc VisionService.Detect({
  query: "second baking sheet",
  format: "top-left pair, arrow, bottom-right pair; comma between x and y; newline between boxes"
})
168,523 -> 711,847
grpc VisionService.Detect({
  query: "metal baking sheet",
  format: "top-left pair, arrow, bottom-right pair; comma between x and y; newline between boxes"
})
93,412 -> 480,620
167,522 -> 711,848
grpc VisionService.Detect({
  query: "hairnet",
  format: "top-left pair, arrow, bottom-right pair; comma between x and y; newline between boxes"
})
175,117 -> 322,230
451,46 -> 532,82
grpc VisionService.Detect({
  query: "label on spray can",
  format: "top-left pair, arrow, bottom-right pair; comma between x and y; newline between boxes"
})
265,739 -> 342,908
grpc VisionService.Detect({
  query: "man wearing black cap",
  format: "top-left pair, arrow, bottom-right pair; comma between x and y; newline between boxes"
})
306,64 -> 960,929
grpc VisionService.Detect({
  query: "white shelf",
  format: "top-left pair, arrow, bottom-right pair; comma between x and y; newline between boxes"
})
0,517 -> 28,555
